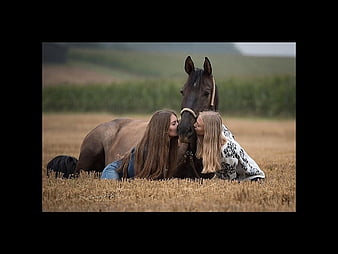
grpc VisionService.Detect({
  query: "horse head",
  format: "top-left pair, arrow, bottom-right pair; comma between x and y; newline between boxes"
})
177,56 -> 218,144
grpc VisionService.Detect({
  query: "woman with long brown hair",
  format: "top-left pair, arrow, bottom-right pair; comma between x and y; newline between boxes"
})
194,111 -> 265,181
101,109 -> 179,180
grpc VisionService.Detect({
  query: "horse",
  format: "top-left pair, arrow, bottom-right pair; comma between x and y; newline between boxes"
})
74,118 -> 147,175
57,56 -> 218,178
174,56 -> 218,178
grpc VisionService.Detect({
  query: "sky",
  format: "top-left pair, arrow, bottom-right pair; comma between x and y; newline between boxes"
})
54,42 -> 296,57
234,42 -> 296,57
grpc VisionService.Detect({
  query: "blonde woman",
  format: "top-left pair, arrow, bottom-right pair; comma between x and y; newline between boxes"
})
101,109 -> 179,180
194,111 -> 265,181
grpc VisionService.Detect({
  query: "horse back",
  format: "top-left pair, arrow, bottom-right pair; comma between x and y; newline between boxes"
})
104,118 -> 147,163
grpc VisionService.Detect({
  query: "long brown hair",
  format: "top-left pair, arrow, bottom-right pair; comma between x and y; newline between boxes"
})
195,111 -> 226,174
117,109 -> 178,180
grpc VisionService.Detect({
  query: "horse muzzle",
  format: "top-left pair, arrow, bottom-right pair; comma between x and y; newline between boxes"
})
179,135 -> 191,144
178,124 -> 195,144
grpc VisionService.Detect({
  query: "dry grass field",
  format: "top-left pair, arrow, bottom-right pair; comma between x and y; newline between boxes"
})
42,113 -> 296,212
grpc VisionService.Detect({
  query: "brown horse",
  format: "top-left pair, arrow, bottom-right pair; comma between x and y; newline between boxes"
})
71,56 -> 218,178
174,56 -> 218,178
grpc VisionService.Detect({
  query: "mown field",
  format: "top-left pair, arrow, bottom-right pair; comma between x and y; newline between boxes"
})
42,113 -> 296,212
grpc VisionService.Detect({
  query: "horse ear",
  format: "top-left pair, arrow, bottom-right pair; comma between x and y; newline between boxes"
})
185,56 -> 195,75
203,57 -> 212,75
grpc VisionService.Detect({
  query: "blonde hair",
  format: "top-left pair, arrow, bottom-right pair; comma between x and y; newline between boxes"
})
195,111 -> 226,174
117,109 -> 178,180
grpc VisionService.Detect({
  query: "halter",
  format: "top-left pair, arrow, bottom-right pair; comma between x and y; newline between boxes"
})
180,76 -> 216,119
210,76 -> 216,108
180,107 -> 197,118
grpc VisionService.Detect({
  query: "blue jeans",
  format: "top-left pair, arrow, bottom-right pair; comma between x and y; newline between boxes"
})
101,160 -> 123,180
101,148 -> 136,180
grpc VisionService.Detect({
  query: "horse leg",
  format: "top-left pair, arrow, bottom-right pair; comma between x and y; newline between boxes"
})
74,145 -> 105,174
74,132 -> 106,175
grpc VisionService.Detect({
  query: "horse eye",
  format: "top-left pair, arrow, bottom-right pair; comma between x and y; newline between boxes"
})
204,91 -> 210,96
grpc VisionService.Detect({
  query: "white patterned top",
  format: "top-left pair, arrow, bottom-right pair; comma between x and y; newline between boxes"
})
215,124 -> 265,181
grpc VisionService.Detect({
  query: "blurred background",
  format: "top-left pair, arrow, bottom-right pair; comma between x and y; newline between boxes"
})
42,42 -> 295,118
